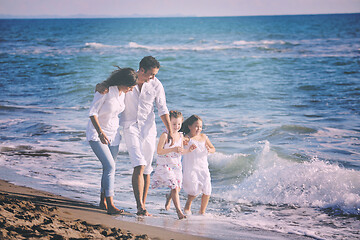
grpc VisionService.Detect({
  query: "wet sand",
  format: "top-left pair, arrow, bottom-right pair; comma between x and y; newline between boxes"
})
0,179 -> 209,240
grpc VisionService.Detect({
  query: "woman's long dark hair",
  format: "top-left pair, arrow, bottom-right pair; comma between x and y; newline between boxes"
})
180,115 -> 202,135
105,67 -> 137,87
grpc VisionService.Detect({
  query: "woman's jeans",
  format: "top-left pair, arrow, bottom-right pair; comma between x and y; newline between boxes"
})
89,141 -> 119,197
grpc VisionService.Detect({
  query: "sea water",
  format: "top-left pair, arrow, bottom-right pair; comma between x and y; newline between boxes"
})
0,14 -> 359,239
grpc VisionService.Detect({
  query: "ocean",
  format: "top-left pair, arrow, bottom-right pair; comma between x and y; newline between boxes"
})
0,14 -> 359,239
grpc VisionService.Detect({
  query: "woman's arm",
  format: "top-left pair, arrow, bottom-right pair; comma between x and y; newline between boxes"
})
90,115 -> 110,145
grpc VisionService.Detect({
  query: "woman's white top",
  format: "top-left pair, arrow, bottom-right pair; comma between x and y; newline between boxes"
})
86,86 -> 125,146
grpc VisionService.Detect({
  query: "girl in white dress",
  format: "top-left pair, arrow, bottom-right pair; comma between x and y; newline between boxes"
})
87,67 -> 137,215
180,115 -> 216,215
152,110 -> 195,219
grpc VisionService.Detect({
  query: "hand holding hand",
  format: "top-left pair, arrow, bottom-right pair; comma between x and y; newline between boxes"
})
173,146 -> 184,153
206,144 -> 210,152
189,144 -> 197,152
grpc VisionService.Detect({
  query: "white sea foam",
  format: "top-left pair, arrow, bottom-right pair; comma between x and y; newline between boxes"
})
233,40 -> 287,46
85,42 -> 115,48
128,41 -> 283,51
4,37 -> 357,58
222,141 -> 360,215
57,179 -> 96,189
206,141 -> 360,239
208,152 -> 249,168
233,40 -> 257,45
0,118 -> 28,126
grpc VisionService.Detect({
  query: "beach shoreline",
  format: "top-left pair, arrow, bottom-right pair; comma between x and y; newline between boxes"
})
0,178 -> 317,240
0,179 -> 209,240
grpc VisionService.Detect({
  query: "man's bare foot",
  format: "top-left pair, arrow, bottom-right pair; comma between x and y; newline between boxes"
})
184,209 -> 192,215
165,194 -> 171,210
136,208 -> 152,216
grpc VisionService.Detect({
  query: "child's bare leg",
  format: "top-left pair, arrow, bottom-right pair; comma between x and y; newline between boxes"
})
99,192 -> 107,210
184,194 -> 196,215
165,189 -> 172,210
171,187 -> 186,219
199,194 -> 210,215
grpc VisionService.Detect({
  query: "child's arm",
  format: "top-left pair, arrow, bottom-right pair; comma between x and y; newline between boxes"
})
183,135 -> 190,146
205,135 -> 216,154
182,144 -> 197,154
157,133 -> 183,155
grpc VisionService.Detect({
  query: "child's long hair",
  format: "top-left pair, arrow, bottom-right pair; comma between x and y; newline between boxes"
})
180,115 -> 202,135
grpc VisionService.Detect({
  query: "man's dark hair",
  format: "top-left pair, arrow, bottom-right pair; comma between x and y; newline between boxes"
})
139,56 -> 160,72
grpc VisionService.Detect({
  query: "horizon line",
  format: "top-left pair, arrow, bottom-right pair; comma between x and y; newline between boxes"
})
0,12 -> 359,19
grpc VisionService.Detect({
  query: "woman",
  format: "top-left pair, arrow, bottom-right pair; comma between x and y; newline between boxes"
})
86,67 -> 137,214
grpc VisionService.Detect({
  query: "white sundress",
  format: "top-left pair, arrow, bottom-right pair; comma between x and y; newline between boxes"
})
182,138 -> 212,196
152,133 -> 183,189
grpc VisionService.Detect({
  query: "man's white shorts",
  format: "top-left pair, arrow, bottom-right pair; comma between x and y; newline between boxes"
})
123,123 -> 156,175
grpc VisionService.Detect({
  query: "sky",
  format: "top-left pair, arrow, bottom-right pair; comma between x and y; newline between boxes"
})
0,0 -> 360,18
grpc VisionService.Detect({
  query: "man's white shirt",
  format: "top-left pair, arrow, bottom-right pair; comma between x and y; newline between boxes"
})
120,76 -> 169,139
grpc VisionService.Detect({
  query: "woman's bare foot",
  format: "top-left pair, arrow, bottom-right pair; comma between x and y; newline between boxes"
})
176,210 -> 187,219
107,206 -> 124,215
99,202 -> 107,210
165,194 -> 171,210
99,194 -> 107,210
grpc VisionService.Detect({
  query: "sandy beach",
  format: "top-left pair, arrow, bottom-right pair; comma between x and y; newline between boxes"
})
0,179 -> 209,240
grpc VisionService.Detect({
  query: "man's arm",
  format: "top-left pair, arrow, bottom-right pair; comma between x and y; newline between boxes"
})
160,114 -> 174,146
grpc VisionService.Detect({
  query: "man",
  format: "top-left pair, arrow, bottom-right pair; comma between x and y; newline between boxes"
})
97,56 -> 173,216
